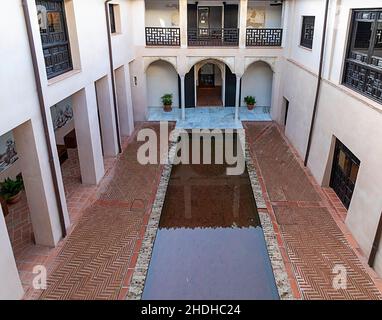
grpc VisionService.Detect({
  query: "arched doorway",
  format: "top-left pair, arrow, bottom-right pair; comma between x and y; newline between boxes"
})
184,59 -> 237,109
241,61 -> 273,113
146,60 -> 180,108
197,63 -> 223,106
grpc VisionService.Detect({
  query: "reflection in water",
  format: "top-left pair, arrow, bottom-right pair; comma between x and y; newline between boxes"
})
142,133 -> 279,300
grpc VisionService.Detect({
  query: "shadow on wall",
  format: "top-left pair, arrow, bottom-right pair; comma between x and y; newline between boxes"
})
241,61 -> 273,108
146,60 -> 180,108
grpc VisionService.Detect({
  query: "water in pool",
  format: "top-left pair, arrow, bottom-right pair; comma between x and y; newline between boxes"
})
142,132 -> 279,300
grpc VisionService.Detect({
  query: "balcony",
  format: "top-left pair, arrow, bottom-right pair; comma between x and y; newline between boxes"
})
143,1 -> 283,48
145,27 -> 180,46
343,60 -> 382,104
342,9 -> 382,104
188,28 -> 239,47
246,28 -> 283,47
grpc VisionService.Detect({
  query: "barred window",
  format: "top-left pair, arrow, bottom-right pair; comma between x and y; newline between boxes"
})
300,16 -> 315,49
36,0 -> 73,79
343,9 -> 382,103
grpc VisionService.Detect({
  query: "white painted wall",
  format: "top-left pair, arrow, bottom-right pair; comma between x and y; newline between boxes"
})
0,207 -> 24,300
284,0 -> 324,73
247,0 -> 283,28
279,0 -> 382,278
146,60 -> 180,108
241,61 -> 273,107
145,0 -> 179,27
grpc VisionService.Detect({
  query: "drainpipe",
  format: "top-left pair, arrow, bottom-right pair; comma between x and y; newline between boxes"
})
21,0 -> 67,238
304,0 -> 330,167
105,0 -> 122,153
368,211 -> 382,268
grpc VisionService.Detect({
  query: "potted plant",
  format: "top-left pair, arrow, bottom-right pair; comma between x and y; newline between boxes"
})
0,176 -> 24,205
244,96 -> 256,110
161,94 -> 173,112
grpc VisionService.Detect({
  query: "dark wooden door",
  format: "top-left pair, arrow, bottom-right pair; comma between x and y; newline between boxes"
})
209,6 -> 222,29
224,4 -> 238,28
330,140 -> 360,209
284,98 -> 289,126
185,67 -> 195,108
178,75 -> 181,107
224,4 -> 238,43
225,65 -> 236,107
188,4 -> 197,29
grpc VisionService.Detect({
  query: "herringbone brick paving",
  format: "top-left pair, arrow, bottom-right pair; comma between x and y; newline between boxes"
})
37,122 -> 172,300
20,120 -> 382,299
243,121 -> 382,300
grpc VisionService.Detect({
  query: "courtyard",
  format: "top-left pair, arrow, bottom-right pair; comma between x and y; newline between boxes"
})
13,120 -> 381,300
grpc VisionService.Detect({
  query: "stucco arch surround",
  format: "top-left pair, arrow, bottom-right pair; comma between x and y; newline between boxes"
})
145,58 -> 180,108
143,56 -> 179,74
186,56 -> 235,75
244,57 -> 276,74
195,59 -> 225,81
241,59 -> 274,109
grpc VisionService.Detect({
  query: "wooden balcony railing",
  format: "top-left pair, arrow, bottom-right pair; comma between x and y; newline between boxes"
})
343,59 -> 382,104
246,28 -> 283,47
145,27 -> 181,46
188,28 -> 239,47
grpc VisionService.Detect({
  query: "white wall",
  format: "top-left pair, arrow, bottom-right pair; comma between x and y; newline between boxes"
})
278,0 -> 382,277
284,0 -> 325,73
145,0 -> 179,27
241,61 -> 273,107
247,1 -> 283,28
146,60 -> 180,108
0,207 -> 24,300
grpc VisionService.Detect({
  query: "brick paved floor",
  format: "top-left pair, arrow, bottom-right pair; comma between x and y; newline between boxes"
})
18,146 -> 118,298
34,122 -> 172,300
19,120 -> 382,299
243,121 -> 382,299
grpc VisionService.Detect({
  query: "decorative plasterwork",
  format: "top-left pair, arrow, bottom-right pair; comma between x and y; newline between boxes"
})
143,56 -> 178,73
186,56 -> 235,74
244,56 -> 277,73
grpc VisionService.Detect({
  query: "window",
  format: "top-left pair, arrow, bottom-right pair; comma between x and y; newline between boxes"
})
109,4 -> 117,34
343,9 -> 382,103
330,139 -> 360,209
36,0 -> 73,79
300,16 -> 315,49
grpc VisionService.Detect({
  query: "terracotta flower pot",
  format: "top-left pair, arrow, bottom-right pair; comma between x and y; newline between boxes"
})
164,104 -> 172,112
247,104 -> 255,110
6,192 -> 22,205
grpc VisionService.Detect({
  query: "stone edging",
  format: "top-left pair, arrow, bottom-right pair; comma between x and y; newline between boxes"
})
239,129 -> 294,300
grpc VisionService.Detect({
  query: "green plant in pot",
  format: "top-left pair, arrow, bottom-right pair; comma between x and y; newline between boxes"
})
244,96 -> 256,110
161,94 -> 173,112
0,176 -> 24,205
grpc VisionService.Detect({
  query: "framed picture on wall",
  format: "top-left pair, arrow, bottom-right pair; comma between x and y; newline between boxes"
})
198,7 -> 209,36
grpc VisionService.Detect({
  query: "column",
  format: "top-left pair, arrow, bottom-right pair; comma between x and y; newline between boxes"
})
235,75 -> 241,121
95,75 -> 119,157
72,85 -> 105,185
0,206 -> 24,299
13,120 -> 68,246
180,75 -> 186,120
179,0 -> 188,48
239,0 -> 248,49
115,66 -> 132,137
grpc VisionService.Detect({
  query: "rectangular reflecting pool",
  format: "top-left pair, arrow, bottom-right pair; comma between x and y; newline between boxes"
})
142,132 -> 279,300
